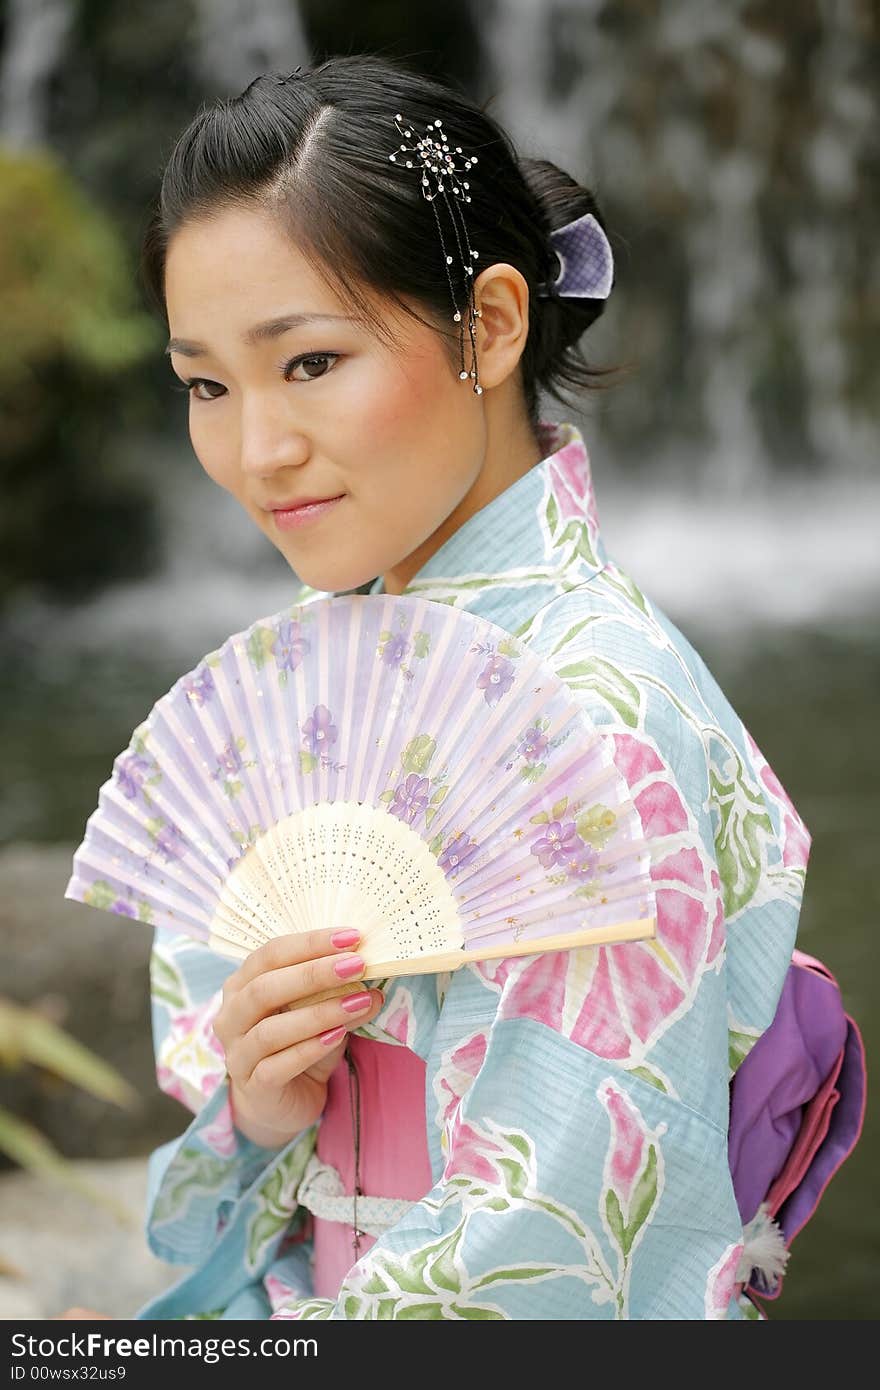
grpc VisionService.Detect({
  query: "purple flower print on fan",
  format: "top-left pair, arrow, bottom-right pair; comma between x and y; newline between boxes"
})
438,830 -> 480,878
530,817 -> 583,869
214,738 -> 244,777
82,878 -> 153,923
155,821 -> 188,861
117,752 -> 151,800
272,618 -> 309,681
209,736 -> 256,800
520,725 -> 549,763
381,632 -> 409,669
525,793 -> 614,892
476,652 -> 515,706
301,704 -> 338,756
505,719 -> 553,781
381,733 -> 444,826
389,773 -> 432,826
563,841 -> 601,882
182,666 -> 215,706
377,623 -> 430,682
299,705 -> 346,775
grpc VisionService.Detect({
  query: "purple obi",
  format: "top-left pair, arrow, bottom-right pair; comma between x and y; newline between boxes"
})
728,948 -> 867,1301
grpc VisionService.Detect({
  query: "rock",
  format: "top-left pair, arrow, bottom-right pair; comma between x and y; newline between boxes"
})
0,1157 -> 185,1319
0,841 -> 187,1162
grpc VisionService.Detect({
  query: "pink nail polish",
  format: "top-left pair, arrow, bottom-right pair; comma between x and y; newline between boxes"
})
331,929 -> 360,949
334,954 -> 365,980
320,1025 -> 347,1046
340,992 -> 372,1013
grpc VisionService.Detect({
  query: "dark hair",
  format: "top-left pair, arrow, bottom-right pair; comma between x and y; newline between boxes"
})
141,53 -> 623,433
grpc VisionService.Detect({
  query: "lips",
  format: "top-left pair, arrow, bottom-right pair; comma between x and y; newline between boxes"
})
270,494 -> 345,530
270,494 -> 344,512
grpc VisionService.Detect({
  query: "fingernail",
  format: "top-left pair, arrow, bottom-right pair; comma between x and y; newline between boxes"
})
340,992 -> 372,1013
320,1025 -> 347,1046
331,929 -> 360,949
334,954 -> 365,980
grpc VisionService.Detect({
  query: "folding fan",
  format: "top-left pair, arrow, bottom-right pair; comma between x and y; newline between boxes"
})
64,593 -> 657,985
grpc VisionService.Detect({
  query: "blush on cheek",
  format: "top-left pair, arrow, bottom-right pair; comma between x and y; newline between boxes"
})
350,359 -> 428,450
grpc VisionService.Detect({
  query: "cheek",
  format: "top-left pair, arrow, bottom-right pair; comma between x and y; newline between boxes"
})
189,412 -> 238,492
347,368 -> 421,451
350,339 -> 459,451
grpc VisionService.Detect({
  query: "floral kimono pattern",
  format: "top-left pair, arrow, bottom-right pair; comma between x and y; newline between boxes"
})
135,419 -> 809,1320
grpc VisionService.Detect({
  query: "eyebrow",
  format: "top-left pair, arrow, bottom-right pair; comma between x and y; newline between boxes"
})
165,312 -> 356,357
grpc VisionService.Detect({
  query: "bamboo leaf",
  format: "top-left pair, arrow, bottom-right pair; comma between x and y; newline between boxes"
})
0,999 -> 137,1108
0,1106 -> 134,1224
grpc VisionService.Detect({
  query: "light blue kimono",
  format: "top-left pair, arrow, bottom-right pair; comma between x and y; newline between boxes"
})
135,419 -> 809,1320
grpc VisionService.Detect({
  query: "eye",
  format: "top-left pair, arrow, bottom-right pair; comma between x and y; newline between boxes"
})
170,352 -> 341,402
284,352 -> 340,382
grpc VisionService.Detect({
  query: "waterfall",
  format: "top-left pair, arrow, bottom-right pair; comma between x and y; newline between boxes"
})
0,0 -> 74,148
479,0 -> 877,486
191,0 -> 309,94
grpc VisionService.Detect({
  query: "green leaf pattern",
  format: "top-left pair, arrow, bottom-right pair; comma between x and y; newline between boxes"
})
706,733 -> 775,919
152,1147 -> 233,1228
284,1100 -> 671,1319
245,1130 -> 317,1274
150,947 -> 188,1012
597,1079 -> 667,1316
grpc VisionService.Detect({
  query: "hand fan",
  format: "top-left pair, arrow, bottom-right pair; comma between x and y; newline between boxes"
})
63,593 -> 657,985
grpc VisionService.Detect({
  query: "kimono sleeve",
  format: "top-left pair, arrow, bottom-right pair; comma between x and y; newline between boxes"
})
144,926 -> 317,1266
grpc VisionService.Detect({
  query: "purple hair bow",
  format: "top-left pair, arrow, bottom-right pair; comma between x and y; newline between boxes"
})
536,211 -> 614,300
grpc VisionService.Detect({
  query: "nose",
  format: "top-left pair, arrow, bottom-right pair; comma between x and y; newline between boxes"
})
238,394 -> 311,479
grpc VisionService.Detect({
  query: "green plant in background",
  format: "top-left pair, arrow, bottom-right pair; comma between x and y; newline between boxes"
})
0,148 -> 157,394
0,996 -> 139,1222
0,146 -> 163,611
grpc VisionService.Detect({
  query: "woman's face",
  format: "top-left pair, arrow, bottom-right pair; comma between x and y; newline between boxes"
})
164,204 -> 491,594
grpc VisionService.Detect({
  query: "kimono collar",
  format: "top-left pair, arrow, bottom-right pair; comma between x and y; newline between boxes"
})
369,419 -> 607,598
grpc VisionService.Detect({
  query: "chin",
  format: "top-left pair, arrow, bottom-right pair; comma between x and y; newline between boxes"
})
291,557 -> 374,595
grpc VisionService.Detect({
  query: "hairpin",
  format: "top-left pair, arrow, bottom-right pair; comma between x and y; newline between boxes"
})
388,113 -> 484,394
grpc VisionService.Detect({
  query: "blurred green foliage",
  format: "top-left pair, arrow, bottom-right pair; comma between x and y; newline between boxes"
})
0,147 -> 163,612
0,996 -> 138,1221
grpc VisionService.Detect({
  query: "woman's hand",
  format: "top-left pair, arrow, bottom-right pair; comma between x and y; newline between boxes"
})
212,928 -> 384,1149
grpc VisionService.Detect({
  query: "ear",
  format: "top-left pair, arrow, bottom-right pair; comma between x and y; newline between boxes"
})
471,263 -> 530,391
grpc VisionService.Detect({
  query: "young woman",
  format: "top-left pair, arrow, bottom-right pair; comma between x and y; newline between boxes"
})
63,53 -> 816,1320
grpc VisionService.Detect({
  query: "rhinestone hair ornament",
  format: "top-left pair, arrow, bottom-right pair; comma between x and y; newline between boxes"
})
272,76 -> 614,392
388,112 -> 485,393
386,114 -> 615,393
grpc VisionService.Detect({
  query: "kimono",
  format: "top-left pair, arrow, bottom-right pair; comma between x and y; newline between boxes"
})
135,418 -> 810,1320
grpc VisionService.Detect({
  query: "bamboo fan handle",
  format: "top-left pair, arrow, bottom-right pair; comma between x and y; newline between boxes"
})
363,915 -> 656,979
284,916 -> 655,1010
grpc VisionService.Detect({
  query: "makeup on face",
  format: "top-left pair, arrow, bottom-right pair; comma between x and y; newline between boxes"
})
271,495 -> 347,529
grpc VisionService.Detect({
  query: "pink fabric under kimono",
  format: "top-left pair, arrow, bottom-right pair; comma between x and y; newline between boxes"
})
311,1033 -> 434,1298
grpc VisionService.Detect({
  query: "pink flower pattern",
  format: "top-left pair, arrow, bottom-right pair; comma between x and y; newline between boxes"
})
547,441 -> 602,551
704,1242 -> 745,1319
745,729 -> 812,872
156,991 -> 227,1114
475,728 -> 722,1065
